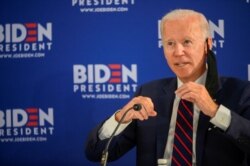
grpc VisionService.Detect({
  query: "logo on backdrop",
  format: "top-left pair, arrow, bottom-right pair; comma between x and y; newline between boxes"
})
0,22 -> 52,59
72,0 -> 135,13
0,107 -> 54,143
158,19 -> 225,54
73,64 -> 138,99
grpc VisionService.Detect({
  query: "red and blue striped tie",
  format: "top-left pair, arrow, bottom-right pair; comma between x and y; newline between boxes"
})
171,99 -> 193,166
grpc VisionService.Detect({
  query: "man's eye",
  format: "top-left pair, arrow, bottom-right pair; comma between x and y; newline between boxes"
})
167,41 -> 175,46
183,40 -> 192,46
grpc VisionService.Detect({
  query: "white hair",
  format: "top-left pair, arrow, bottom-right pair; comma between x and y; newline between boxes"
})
160,9 -> 211,40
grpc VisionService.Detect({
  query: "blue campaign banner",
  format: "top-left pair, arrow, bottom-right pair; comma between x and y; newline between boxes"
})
0,0 -> 250,165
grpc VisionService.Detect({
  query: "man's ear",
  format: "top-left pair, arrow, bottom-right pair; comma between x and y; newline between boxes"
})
207,38 -> 213,50
205,38 -> 213,55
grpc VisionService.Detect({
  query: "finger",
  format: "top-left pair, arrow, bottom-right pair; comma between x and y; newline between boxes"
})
175,88 -> 190,98
136,106 -> 149,120
180,91 -> 195,103
175,84 -> 190,97
139,110 -> 149,120
176,82 -> 200,98
142,105 -> 157,117
145,97 -> 154,110
132,111 -> 145,121
142,98 -> 157,116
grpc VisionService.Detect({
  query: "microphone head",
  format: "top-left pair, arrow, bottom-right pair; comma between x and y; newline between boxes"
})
133,104 -> 142,111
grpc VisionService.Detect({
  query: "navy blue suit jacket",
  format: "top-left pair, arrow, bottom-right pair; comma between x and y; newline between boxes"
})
85,77 -> 250,166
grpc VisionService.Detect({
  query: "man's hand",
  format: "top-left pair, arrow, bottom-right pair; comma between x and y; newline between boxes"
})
175,82 -> 219,118
115,96 -> 157,123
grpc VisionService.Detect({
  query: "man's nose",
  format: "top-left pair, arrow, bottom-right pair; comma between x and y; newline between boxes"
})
174,43 -> 184,56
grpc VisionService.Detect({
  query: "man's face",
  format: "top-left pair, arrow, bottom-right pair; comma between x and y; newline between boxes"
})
162,16 -> 207,83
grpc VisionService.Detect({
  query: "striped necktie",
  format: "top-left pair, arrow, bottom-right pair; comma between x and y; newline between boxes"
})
171,99 -> 193,166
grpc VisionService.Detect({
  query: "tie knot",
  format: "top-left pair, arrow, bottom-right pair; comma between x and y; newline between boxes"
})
180,99 -> 192,105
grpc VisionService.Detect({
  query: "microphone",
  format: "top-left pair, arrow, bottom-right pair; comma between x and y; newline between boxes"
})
100,104 -> 142,166
133,103 -> 142,111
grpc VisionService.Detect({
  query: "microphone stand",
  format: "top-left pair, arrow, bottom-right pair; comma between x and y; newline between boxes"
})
100,104 -> 142,166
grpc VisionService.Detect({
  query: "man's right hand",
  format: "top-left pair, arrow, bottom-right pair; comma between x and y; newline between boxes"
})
115,96 -> 157,123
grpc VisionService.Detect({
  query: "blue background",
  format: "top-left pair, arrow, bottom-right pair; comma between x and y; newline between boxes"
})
0,0 -> 250,165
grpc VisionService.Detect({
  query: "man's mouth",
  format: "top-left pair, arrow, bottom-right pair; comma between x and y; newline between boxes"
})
174,62 -> 189,67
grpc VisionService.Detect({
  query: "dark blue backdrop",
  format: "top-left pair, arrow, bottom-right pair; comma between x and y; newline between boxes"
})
0,0 -> 250,165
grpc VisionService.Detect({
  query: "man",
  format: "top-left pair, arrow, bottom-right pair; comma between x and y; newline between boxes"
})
85,9 -> 250,166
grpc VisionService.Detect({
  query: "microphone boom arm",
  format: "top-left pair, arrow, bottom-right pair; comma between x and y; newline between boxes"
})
100,104 -> 141,166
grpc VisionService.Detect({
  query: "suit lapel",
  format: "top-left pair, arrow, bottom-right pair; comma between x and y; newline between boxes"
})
196,84 -> 222,166
156,78 -> 177,159
195,112 -> 211,166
